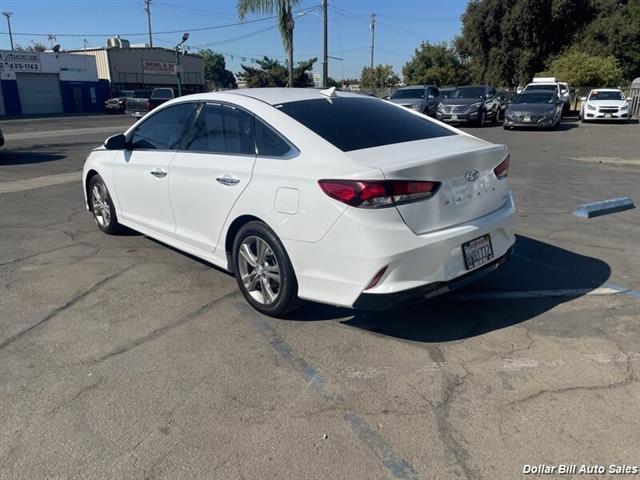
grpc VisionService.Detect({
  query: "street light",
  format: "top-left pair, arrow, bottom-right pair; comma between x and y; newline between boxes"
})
175,32 -> 189,97
2,11 -> 14,50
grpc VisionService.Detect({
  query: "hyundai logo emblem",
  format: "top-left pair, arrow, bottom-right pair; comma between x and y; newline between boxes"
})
465,169 -> 480,182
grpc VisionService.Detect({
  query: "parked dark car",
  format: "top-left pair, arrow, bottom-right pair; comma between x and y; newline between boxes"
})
105,90 -> 149,114
436,85 -> 500,126
125,88 -> 174,118
387,85 -> 440,117
0,128 -> 4,147
495,89 -> 515,122
503,90 -> 563,130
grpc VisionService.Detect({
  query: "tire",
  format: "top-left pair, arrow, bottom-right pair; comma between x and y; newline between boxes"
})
88,174 -> 122,234
477,109 -> 486,127
232,221 -> 302,317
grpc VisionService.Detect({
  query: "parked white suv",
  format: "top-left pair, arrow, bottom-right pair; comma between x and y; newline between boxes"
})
580,89 -> 630,122
83,88 -> 516,316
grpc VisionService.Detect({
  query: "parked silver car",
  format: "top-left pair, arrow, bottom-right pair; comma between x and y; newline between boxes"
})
387,85 -> 441,117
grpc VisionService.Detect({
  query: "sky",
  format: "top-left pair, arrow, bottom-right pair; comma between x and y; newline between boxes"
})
0,0 -> 469,80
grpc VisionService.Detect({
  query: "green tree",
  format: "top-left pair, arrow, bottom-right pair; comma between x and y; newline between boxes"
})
455,0 -> 603,85
15,41 -> 47,52
237,0 -> 301,87
542,51 -> 624,86
403,42 -> 470,86
200,49 -> 237,90
577,0 -> 640,80
237,56 -> 316,87
360,65 -> 400,89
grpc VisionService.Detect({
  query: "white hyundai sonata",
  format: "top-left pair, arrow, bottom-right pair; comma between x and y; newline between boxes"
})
83,88 -> 516,316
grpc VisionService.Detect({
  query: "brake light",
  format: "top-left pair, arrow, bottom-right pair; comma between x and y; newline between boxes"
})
494,154 -> 510,179
318,180 -> 440,208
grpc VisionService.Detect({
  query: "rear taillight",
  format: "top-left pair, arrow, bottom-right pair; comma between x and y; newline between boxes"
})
494,155 -> 510,179
318,180 -> 440,208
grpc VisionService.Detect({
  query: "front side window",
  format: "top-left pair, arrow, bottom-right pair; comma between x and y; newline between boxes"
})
183,103 -> 255,155
276,97 -> 455,152
131,103 -> 195,150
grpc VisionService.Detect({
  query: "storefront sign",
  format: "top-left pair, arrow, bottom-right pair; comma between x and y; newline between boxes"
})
0,51 -> 41,72
142,60 -> 176,75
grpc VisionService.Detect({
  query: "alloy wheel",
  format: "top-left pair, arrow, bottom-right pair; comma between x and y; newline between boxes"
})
237,235 -> 281,305
91,184 -> 111,227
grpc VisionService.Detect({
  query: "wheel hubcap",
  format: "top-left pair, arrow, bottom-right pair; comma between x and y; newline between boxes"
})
237,236 -> 281,305
91,184 -> 111,227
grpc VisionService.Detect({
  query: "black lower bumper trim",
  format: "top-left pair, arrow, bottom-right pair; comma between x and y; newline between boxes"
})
352,247 -> 514,310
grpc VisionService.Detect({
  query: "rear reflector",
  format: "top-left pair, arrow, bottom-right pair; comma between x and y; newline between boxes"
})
365,266 -> 388,290
318,179 -> 440,208
494,154 -> 510,179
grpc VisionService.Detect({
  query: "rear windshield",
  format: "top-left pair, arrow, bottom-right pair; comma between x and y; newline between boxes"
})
152,89 -> 174,99
276,97 -> 455,152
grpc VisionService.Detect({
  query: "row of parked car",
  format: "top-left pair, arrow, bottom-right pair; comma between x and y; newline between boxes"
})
386,79 -> 632,129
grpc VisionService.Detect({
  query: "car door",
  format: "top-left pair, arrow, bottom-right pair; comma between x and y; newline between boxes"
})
168,102 -> 257,252
113,102 -> 196,236
485,87 -> 498,118
427,87 -> 439,116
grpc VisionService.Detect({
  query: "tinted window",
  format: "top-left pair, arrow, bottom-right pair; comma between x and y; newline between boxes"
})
131,103 -> 195,150
255,119 -> 294,157
391,88 -> 425,99
525,84 -> 557,92
589,91 -> 625,101
513,92 -> 555,104
183,103 -> 255,155
431,87 -> 439,97
152,89 -> 174,99
450,87 -> 486,99
276,97 -> 455,152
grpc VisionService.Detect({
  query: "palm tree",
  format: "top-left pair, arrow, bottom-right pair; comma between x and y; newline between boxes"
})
237,0 -> 300,87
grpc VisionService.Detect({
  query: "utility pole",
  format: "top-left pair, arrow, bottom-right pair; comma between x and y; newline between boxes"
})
2,12 -> 14,50
369,13 -> 376,69
322,0 -> 328,87
144,0 -> 153,47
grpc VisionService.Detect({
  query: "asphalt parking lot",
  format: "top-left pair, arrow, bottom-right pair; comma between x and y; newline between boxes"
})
1,113 -> 639,479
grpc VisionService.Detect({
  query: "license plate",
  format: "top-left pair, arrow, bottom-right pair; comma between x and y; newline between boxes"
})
605,113 -> 612,118
462,234 -> 494,270
451,114 -> 458,121
523,116 -> 531,123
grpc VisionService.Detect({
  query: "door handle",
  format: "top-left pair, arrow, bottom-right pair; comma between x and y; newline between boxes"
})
150,168 -> 167,178
216,175 -> 240,186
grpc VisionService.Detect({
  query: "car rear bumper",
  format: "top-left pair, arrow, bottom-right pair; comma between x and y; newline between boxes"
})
353,246 -> 513,310
284,191 -> 517,308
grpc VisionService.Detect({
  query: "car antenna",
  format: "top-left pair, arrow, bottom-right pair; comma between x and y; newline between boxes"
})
320,86 -> 337,98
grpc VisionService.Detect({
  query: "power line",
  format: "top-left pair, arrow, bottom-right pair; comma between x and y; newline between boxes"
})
0,6 -> 317,38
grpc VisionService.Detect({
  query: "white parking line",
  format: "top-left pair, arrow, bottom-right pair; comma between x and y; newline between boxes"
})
459,286 -> 623,300
0,172 -> 82,194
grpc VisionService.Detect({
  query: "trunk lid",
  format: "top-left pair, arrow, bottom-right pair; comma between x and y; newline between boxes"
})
346,135 -> 510,235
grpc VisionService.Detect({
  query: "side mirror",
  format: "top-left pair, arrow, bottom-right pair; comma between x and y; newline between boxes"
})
104,133 -> 128,150
579,96 -> 587,102
627,97 -> 632,101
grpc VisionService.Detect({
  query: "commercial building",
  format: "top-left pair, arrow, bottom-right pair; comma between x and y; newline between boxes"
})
69,41 -> 205,96
0,49 -> 108,116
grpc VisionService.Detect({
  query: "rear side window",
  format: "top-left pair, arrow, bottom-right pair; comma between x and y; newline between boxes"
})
183,104 -> 255,155
255,119 -> 295,157
276,97 -> 455,152
131,103 -> 195,150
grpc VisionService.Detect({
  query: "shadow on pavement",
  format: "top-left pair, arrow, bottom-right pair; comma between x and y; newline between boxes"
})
291,235 -> 611,342
0,151 -> 66,165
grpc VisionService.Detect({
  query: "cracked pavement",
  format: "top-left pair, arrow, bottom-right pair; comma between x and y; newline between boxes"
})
0,115 -> 639,479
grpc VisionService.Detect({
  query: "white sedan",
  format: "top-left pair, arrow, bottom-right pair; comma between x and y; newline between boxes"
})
580,88 -> 630,122
83,88 -> 516,316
